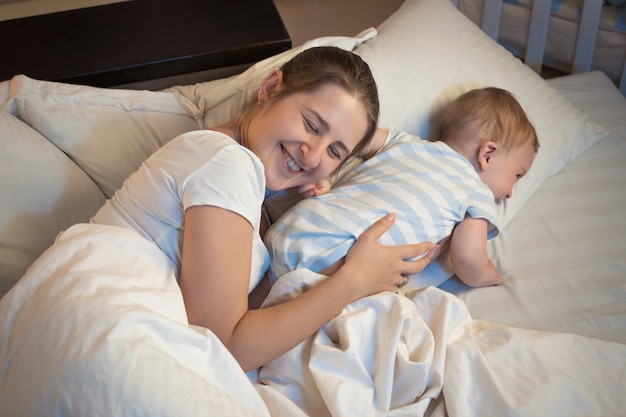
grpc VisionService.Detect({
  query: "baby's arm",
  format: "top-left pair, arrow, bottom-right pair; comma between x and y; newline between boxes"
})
449,216 -> 503,287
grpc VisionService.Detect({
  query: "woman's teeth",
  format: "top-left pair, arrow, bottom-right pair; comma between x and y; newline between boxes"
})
283,149 -> 302,172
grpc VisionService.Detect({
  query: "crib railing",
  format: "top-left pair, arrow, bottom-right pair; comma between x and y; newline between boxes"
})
451,0 -> 626,95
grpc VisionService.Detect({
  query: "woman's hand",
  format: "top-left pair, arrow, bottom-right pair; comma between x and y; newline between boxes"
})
339,213 -> 438,298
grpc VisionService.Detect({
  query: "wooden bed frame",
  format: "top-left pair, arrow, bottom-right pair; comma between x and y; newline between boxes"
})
451,0 -> 626,95
0,0 -> 291,88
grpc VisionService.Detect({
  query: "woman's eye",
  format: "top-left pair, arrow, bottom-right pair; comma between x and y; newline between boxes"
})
327,145 -> 342,160
305,118 -> 319,135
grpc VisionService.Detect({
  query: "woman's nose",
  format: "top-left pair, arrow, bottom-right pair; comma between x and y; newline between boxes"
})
300,141 -> 324,169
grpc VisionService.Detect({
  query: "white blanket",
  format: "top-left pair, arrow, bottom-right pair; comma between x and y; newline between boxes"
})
258,269 -> 626,417
1,224 -> 625,416
0,224 -> 269,417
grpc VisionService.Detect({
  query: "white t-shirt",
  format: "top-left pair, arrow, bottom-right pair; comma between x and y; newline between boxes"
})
92,130 -> 269,293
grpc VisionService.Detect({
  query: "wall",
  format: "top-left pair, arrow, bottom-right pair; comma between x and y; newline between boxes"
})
0,0 -> 127,20
273,0 -> 404,46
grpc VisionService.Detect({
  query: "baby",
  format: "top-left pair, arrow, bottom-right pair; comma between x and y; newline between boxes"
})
265,87 -> 538,288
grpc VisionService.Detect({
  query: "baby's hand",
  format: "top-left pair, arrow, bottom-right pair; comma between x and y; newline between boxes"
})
298,179 -> 331,198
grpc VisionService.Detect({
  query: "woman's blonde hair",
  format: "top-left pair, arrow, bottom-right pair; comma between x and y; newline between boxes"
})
439,87 -> 539,153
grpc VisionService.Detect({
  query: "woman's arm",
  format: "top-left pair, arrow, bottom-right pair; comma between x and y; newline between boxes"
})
181,207 -> 436,372
449,216 -> 503,287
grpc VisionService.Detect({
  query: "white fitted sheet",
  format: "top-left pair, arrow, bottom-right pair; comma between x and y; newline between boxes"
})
440,71 -> 626,344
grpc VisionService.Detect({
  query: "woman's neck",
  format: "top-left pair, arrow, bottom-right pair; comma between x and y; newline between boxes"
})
212,118 -> 242,144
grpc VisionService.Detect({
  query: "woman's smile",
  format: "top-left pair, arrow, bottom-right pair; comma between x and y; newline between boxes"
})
281,145 -> 303,175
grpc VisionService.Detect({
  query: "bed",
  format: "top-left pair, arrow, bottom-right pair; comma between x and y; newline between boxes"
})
457,0 -> 626,94
1,0 -> 625,415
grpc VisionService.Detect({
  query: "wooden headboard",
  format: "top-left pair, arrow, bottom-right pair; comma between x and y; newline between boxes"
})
0,0 -> 291,89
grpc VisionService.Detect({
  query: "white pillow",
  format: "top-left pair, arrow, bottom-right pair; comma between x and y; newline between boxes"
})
5,75 -> 205,197
0,110 -> 106,296
170,29 -> 378,129
354,0 -> 609,227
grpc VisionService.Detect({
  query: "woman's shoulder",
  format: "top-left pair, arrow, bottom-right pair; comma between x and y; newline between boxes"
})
160,130 -> 257,162
169,129 -> 237,150
141,129 -> 263,185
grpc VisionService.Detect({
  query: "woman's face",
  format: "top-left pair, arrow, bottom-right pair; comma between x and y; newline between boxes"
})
246,84 -> 369,192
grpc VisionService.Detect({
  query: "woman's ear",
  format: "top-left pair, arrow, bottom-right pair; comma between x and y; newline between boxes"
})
258,69 -> 283,102
477,141 -> 498,172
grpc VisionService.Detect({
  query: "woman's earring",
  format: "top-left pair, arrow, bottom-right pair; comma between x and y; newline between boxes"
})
258,100 -> 264,107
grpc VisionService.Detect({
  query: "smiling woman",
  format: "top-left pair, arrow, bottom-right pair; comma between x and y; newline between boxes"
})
240,83 -> 369,192
236,46 -> 380,192
87,45 -> 438,372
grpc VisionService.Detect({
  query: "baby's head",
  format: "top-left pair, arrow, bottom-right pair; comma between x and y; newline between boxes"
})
439,87 -> 539,202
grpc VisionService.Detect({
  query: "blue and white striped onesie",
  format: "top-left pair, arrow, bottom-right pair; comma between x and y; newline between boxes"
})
265,130 -> 499,284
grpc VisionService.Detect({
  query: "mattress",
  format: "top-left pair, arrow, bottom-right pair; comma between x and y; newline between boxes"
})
440,71 -> 626,344
459,0 -> 626,84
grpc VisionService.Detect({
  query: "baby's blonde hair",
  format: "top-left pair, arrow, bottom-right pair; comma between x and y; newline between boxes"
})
439,87 -> 539,153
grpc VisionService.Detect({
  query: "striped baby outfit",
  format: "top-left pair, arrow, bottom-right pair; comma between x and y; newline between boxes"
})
265,130 -> 499,284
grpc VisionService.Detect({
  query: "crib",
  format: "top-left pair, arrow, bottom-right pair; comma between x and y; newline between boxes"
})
453,0 -> 626,95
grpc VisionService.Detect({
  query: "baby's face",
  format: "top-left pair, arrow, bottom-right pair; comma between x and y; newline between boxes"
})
480,140 -> 536,202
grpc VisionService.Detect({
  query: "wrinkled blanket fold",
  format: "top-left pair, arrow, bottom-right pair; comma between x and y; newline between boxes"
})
258,268 -> 626,416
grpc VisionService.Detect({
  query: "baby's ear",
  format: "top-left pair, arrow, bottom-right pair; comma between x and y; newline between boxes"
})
477,141 -> 498,172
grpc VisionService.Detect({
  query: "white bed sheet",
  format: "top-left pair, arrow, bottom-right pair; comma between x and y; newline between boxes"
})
440,71 -> 626,344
